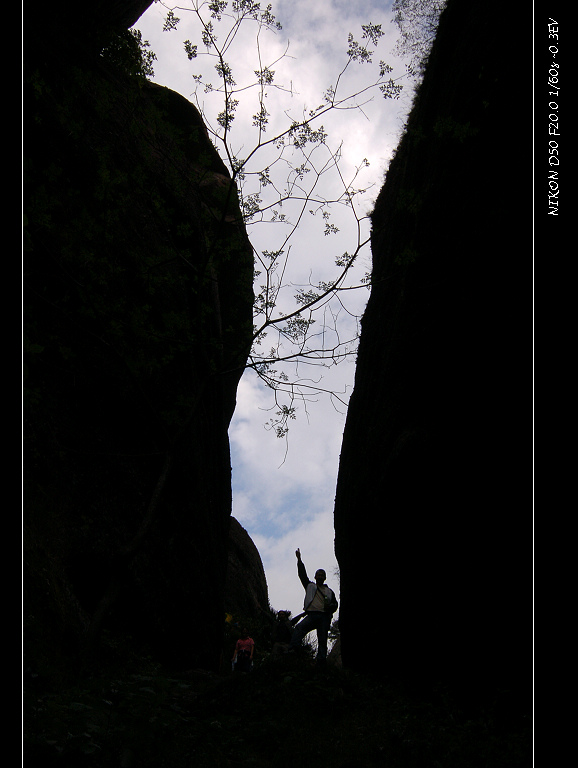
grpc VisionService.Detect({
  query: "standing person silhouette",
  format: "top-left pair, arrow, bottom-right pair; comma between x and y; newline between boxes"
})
288,548 -> 338,667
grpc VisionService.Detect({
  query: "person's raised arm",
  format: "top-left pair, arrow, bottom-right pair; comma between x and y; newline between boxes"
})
295,547 -> 309,589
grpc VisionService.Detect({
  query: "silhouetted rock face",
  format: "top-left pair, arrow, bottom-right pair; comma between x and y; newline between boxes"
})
25,1 -> 156,55
225,518 -> 269,618
24,1 -> 254,672
334,0 -> 531,706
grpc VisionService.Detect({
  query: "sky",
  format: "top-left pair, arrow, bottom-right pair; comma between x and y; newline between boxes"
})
132,0 -> 416,619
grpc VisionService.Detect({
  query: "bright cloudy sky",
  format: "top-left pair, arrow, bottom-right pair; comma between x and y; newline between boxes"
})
132,0 -> 416,618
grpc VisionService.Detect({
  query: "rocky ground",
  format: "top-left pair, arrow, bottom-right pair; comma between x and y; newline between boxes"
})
23,640 -> 531,768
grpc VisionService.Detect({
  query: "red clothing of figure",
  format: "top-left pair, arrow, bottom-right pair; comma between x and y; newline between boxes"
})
233,633 -> 254,672
235,637 -> 255,655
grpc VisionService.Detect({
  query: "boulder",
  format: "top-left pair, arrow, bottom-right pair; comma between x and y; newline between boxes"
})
224,518 -> 269,619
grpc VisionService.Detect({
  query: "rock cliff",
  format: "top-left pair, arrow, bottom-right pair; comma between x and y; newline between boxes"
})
225,518 -> 269,618
334,0 -> 531,709
24,0 -> 255,673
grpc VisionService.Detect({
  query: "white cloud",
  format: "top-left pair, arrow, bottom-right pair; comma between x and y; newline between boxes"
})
229,371 -> 346,612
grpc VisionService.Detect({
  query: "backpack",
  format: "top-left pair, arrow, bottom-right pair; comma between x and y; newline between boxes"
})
319,586 -> 338,615
326,591 -> 338,615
